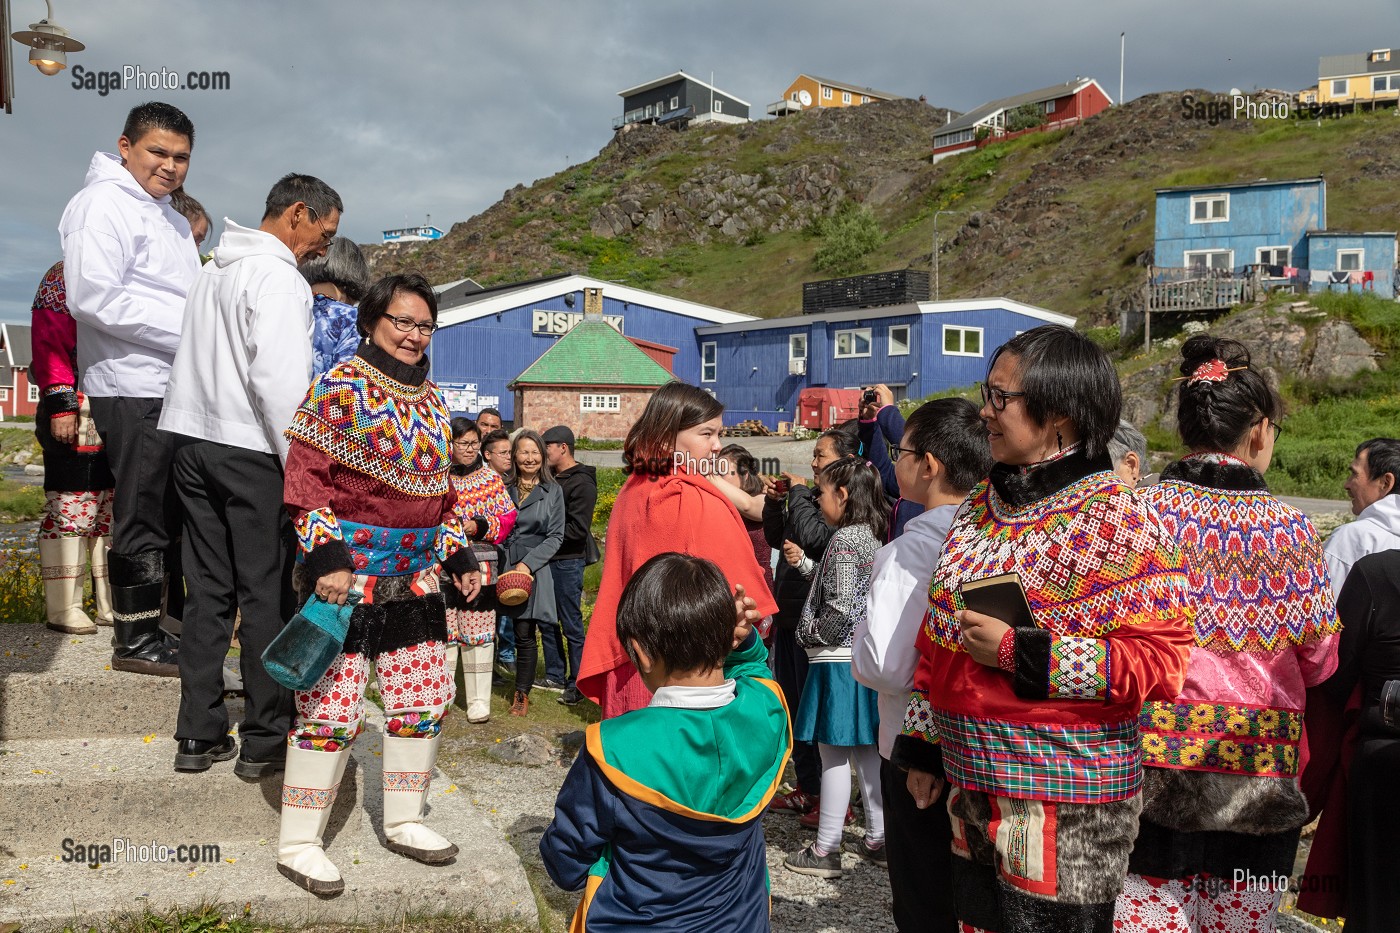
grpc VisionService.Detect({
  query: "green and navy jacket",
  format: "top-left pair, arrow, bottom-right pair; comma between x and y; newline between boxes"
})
540,634 -> 791,932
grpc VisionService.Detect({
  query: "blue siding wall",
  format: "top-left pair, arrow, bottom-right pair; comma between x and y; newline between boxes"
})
1305,234 -> 1398,295
1154,181 -> 1323,271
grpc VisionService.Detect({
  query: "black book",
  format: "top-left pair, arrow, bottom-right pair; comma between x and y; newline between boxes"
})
958,572 -> 1035,628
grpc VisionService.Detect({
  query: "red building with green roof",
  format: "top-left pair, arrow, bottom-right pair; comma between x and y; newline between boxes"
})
509,291 -> 676,438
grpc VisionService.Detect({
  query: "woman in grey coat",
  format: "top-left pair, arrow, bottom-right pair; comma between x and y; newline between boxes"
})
503,429 -> 565,716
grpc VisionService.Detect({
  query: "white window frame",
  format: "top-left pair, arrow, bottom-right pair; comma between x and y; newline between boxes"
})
791,91 -> 799,101
1373,49 -> 1391,62
1045,99 -> 1057,114
822,86 -> 833,100
1184,249 -> 1235,272
27,383 -> 39,403
1189,193 -> 1229,224
789,333 -> 808,362
0,388 -> 8,402
712,99 -> 722,114
645,103 -> 653,118
888,325 -> 910,357
833,328 -> 872,359
1255,246 -> 1291,267
670,96 -> 679,110
1332,78 -> 1349,97
842,91 -> 852,104
1337,249 -> 1364,272
860,95 -> 869,104
942,325 -> 984,357
701,341 -> 717,382
580,393 -> 621,413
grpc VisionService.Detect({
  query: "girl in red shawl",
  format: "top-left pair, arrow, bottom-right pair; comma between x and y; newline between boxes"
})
578,382 -> 779,718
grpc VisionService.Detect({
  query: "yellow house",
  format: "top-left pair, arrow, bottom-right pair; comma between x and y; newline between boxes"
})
1318,47 -> 1400,103
766,74 -> 900,117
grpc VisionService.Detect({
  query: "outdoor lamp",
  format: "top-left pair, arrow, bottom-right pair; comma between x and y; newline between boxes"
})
11,1 -> 84,76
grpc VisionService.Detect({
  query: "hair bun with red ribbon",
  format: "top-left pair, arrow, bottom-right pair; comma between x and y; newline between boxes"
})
1181,358 -> 1247,385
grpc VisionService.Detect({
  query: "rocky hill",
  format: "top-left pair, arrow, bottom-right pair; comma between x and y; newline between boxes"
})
367,92 -> 1400,324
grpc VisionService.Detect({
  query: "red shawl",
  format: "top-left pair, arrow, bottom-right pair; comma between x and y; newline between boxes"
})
578,471 -> 779,717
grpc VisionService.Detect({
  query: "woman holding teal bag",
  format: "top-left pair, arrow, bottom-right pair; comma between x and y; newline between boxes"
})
276,273 -> 480,897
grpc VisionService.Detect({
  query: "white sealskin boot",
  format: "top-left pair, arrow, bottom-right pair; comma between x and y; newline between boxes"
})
40,536 -> 96,634
89,535 -> 114,626
382,732 -> 458,863
464,643 -> 494,723
277,743 -> 351,896
443,642 -> 461,708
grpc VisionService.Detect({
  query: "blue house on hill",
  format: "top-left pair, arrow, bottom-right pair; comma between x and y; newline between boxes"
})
1153,176 -> 1396,295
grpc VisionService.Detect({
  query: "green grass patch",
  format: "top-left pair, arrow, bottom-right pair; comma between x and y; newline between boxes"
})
0,477 -> 44,522
0,546 -> 45,624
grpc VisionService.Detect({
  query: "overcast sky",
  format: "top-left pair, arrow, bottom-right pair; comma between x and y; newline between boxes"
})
2,0 -> 1396,323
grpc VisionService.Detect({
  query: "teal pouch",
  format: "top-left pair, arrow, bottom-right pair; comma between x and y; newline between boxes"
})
262,593 -> 361,691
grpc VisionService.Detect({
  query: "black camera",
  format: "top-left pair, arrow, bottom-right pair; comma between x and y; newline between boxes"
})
1382,679 -> 1400,728
861,389 -> 878,406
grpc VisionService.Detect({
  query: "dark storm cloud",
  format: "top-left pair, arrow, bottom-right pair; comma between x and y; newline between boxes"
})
3,0 -> 1396,320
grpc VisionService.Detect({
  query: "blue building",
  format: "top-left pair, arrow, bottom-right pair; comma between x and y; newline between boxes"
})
693,299 -> 1075,430
1153,176 -> 1396,295
430,273 -> 756,422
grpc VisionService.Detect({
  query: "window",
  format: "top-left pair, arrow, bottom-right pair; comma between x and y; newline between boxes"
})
1338,249 -> 1364,272
822,86 -> 833,100
645,104 -> 653,118
1184,249 -> 1235,272
861,95 -> 869,103
789,333 -> 808,361
27,383 -> 39,403
580,394 -> 620,413
888,325 -> 910,356
1332,78 -> 1349,97
791,91 -> 799,101
1256,246 -> 1291,267
1045,99 -> 1057,114
1373,49 -> 1392,62
834,328 -> 872,358
701,342 -> 717,382
670,96 -> 679,110
842,91 -> 852,104
1189,194 -> 1229,223
712,99 -> 722,114
0,388 -> 8,402
1373,75 -> 1399,93
942,325 -> 983,357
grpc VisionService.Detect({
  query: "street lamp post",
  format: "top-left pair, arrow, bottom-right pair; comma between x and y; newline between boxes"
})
932,209 -> 966,301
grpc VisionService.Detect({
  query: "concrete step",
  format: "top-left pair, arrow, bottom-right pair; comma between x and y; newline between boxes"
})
0,624 -> 242,740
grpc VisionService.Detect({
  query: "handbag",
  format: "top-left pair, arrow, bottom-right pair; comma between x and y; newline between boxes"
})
262,593 -> 361,691
583,531 -> 601,566
74,392 -> 103,455
471,541 -> 499,586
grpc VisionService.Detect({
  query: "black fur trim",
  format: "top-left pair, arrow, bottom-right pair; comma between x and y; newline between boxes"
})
108,550 -> 165,587
1128,818 -> 1301,879
441,546 -> 478,577
950,856 -> 1002,932
42,389 -> 80,414
342,593 -> 448,658
1160,457 -> 1268,492
467,514 -> 491,541
989,449 -> 1113,508
999,881 -> 1116,933
110,582 -> 164,616
891,734 -> 945,777
301,540 -> 355,584
1012,627 -> 1053,699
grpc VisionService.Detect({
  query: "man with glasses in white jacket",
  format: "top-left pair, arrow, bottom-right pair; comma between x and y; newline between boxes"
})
159,174 -> 342,776
59,101 -> 201,678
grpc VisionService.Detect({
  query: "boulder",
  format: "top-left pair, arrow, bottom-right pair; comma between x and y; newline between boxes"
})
1304,320 -> 1379,382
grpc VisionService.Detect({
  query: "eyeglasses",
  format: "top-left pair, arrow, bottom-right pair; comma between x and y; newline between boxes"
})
453,440 -> 481,449
305,205 -> 336,247
979,382 -> 1027,412
1255,418 -> 1284,442
888,442 -> 920,462
382,313 -> 439,337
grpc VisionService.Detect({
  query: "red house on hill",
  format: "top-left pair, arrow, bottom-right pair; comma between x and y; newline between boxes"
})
932,78 -> 1113,162
0,323 -> 38,420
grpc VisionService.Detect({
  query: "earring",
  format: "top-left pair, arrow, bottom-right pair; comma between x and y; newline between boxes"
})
1056,430 -> 1064,450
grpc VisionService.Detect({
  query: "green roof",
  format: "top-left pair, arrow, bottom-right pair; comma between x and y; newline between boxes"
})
512,319 -> 674,387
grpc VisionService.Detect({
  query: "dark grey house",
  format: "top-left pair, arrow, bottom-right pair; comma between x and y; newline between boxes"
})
614,71 -> 750,129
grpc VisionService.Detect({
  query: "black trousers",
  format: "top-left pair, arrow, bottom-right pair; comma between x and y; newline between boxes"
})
769,625 -> 822,793
88,396 -> 179,558
515,617 -> 540,695
881,756 -> 958,933
171,438 -> 295,758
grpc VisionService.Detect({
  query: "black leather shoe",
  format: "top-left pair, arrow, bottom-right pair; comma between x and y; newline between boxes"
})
174,735 -> 237,772
233,747 -> 286,780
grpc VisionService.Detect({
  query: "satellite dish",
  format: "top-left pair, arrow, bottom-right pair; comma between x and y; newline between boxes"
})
798,89 -> 812,106
1229,87 -> 1241,97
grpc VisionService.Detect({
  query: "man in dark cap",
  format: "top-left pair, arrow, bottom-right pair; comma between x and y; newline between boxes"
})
542,425 -> 597,706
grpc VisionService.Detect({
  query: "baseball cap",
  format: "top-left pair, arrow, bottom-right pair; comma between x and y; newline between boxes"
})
542,425 -> 575,448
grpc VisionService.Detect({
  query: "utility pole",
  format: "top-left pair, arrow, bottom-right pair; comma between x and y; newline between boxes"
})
933,209 -> 965,301
1119,32 -> 1125,106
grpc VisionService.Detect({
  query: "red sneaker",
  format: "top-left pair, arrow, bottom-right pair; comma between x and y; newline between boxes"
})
767,789 -> 818,815
799,801 -> 856,829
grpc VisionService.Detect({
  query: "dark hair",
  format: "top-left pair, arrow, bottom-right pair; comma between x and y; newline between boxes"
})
988,325 -> 1121,460
1356,438 -> 1400,493
617,553 -> 735,675
356,273 -> 438,339
718,443 -> 764,496
300,237 -> 369,303
262,173 -> 343,223
509,429 -> 555,487
450,417 -> 479,442
816,424 -> 861,461
903,398 -> 993,493
478,407 -> 502,421
817,456 -> 888,541
623,382 -> 724,476
481,429 -> 511,453
1176,335 -> 1282,452
121,101 -> 194,146
168,188 -> 209,229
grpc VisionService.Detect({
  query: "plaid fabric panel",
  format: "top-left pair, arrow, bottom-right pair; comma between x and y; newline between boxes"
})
933,708 -> 1142,804
1048,636 -> 1109,701
1140,700 -> 1302,777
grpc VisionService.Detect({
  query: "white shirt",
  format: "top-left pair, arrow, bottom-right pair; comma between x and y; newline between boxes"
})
59,151 -> 200,398
159,220 -> 313,462
1323,494 -> 1400,597
853,503 -> 959,758
648,680 -> 737,709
